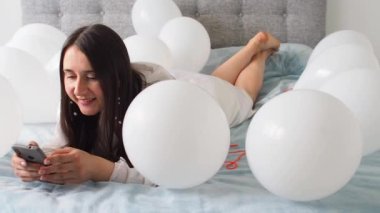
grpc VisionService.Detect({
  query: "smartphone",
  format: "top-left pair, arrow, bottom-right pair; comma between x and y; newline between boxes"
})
12,144 -> 47,165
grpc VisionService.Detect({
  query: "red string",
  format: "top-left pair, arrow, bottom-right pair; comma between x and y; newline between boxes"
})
224,143 -> 246,170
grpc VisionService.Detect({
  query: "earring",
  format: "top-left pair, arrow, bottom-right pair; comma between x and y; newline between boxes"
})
117,97 -> 122,124
69,101 -> 78,117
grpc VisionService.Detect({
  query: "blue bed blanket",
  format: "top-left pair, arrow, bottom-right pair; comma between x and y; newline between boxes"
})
1,44 -> 379,212
1,122 -> 380,212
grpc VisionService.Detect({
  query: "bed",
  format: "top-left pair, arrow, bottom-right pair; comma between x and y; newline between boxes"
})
1,0 -> 380,212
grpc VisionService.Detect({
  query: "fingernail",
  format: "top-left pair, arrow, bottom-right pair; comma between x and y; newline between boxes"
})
20,161 -> 26,167
44,159 -> 50,165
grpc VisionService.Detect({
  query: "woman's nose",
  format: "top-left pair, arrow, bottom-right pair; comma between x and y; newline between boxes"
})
74,78 -> 87,96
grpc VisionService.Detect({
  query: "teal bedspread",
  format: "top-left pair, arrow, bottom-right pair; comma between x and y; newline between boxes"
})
1,44 -> 379,212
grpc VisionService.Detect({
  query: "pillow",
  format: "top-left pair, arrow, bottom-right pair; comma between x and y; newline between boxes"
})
200,43 -> 313,111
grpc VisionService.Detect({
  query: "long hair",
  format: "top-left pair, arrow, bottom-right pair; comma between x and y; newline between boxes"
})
59,24 -> 144,165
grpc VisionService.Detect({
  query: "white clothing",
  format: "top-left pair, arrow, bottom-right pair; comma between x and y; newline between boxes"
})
168,69 -> 254,127
44,62 -> 254,185
133,63 -> 254,127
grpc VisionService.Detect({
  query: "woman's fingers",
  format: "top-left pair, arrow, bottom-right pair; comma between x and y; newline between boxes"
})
14,168 -> 41,181
28,141 -> 39,147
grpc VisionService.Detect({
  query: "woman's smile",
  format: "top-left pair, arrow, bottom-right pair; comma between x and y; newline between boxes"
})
63,45 -> 104,116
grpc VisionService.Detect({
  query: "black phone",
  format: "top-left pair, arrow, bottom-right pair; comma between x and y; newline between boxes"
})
12,144 -> 47,165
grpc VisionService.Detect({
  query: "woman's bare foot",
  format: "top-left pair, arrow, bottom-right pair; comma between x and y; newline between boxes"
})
249,32 -> 280,52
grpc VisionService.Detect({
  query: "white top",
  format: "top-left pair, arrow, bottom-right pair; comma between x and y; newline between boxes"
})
45,62 -> 254,185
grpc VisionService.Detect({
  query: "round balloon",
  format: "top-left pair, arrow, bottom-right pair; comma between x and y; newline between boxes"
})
246,90 -> 362,201
308,30 -> 374,65
11,23 -> 67,46
0,75 -> 23,157
7,23 -> 66,65
0,47 -> 60,123
122,80 -> 230,188
132,0 -> 182,37
7,34 -> 61,65
45,50 -> 63,99
319,68 -> 380,156
295,43 -> 380,90
124,35 -> 172,70
159,17 -> 211,72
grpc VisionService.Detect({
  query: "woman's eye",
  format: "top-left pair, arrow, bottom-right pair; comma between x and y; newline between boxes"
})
66,75 -> 76,79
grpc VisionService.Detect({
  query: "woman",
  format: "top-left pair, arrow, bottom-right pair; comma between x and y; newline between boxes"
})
11,24 -> 279,185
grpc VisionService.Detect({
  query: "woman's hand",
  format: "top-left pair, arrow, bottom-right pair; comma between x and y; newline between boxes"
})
11,141 -> 43,182
38,147 -> 114,184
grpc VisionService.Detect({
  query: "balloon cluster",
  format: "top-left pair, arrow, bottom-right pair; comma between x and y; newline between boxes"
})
0,24 -> 66,156
0,23 -> 66,124
125,0 -> 211,73
0,75 -> 23,157
246,30 -> 380,201
122,0 -> 222,189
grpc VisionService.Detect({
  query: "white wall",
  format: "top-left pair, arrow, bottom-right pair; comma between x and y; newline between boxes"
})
0,0 -> 22,45
326,0 -> 380,59
1,0 -> 380,59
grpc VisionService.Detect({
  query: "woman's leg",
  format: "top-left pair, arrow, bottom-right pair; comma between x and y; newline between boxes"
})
211,32 -> 280,85
235,50 -> 272,103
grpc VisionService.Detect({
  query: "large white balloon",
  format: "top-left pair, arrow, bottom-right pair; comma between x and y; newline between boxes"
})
0,75 -> 23,157
0,47 -> 60,123
319,68 -> 380,156
45,51 -> 62,98
122,80 -> 230,188
294,43 -> 380,90
159,17 -> 211,72
11,23 -> 67,46
123,35 -> 172,70
308,30 -> 374,65
246,90 -> 362,201
6,24 -> 66,65
132,0 -> 182,37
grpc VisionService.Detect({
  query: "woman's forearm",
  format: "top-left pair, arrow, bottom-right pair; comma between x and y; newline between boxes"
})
89,155 -> 115,182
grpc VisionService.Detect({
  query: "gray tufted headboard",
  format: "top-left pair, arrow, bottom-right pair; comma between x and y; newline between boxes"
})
21,0 -> 326,48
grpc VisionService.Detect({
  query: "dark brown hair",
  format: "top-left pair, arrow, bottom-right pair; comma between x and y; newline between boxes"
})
59,24 -> 144,165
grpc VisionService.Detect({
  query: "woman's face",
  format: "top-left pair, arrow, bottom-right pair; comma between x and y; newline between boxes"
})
63,45 -> 104,116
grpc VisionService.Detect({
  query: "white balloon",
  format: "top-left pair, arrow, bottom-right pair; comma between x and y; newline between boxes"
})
159,17 -> 211,72
7,34 -> 62,65
295,43 -> 380,90
45,51 -> 61,99
45,51 -> 61,74
0,75 -> 23,157
246,90 -> 362,201
124,35 -> 172,70
0,47 -> 60,123
319,68 -> 380,156
132,0 -> 182,37
122,80 -> 230,188
11,23 -> 67,46
7,23 -> 66,65
308,30 -> 374,65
